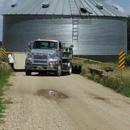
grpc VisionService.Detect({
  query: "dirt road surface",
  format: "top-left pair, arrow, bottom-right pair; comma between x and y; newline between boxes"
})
1,53 -> 130,130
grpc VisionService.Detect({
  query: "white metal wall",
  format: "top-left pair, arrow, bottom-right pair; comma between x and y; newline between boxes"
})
3,16 -> 127,55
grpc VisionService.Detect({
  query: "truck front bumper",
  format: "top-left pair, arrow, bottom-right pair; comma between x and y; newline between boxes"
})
25,64 -> 58,72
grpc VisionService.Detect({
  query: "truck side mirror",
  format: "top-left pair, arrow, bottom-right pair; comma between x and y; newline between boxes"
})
27,42 -> 31,48
28,41 -> 34,49
24,47 -> 31,52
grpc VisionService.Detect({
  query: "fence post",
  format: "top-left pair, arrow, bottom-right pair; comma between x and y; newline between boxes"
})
119,51 -> 125,76
1,48 -> 6,61
119,51 -> 125,69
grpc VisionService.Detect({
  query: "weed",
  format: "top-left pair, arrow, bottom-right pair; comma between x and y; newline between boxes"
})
74,57 -> 130,97
0,62 -> 12,118
3,97 -> 13,104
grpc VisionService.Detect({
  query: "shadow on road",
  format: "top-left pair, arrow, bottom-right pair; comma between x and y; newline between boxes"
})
14,69 -> 25,72
13,66 -> 82,75
72,66 -> 82,74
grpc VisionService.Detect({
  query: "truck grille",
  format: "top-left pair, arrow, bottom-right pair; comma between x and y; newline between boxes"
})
33,53 -> 48,60
34,60 -> 47,63
33,55 -> 48,59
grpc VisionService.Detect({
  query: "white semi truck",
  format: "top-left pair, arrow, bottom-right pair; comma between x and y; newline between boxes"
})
24,38 -> 74,76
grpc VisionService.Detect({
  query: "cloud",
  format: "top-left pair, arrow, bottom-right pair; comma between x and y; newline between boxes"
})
105,0 -> 124,12
113,4 -> 125,13
105,0 -> 129,15
126,7 -> 130,15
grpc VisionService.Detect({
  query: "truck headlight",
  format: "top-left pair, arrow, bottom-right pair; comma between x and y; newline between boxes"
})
54,61 -> 59,65
49,60 -> 59,66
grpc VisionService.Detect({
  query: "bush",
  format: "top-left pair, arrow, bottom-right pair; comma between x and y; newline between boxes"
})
117,77 -> 130,96
81,67 -> 130,97
74,57 -> 130,97
0,62 -> 12,75
0,62 -> 12,118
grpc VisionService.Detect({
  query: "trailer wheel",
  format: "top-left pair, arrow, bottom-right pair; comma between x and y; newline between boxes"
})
25,70 -> 31,76
55,64 -> 62,76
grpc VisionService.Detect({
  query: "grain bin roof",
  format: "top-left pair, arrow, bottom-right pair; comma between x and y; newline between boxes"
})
3,0 -> 127,17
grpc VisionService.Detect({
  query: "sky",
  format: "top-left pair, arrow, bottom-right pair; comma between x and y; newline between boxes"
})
0,0 -> 130,41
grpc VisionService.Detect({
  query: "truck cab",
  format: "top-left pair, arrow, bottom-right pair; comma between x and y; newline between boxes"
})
24,38 -> 73,76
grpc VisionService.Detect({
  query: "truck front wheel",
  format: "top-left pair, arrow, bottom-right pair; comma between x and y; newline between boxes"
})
25,70 -> 31,76
55,64 -> 62,76
68,65 -> 72,75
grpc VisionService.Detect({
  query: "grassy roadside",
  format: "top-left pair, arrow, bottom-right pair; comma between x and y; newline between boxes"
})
0,59 -> 13,118
72,56 -> 130,97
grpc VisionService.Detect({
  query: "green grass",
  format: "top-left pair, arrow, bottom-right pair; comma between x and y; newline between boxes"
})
0,60 -> 13,119
73,57 -> 130,97
0,75 -> 9,118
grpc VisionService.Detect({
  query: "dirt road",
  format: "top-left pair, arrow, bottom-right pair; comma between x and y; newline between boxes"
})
1,53 -> 130,130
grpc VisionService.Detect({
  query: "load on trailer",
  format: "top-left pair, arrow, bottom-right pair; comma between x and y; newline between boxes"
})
24,38 -> 74,76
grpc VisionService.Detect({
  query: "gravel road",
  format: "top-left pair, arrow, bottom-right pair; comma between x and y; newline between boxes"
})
1,53 -> 130,130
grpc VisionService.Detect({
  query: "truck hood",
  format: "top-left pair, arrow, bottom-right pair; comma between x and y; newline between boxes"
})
31,49 -> 56,55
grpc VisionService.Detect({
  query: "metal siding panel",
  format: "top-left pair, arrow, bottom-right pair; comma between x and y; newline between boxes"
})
24,0 -> 43,15
69,0 -> 80,15
3,16 -> 127,56
4,0 -> 127,18
5,0 -> 32,14
55,0 -> 64,15
16,0 -> 36,14
74,18 -> 127,55
97,9 -> 111,16
63,0 -> 71,15
15,0 -> 36,14
84,0 -> 103,16
46,0 -> 59,15
90,0 -> 113,16
73,44 -> 126,55
79,0 -> 96,16
102,7 -> 115,16
37,0 -> 53,15
3,18 -> 72,51
99,0 -> 125,17
22,0 -> 39,14
30,0 -> 43,14
74,0 -> 86,16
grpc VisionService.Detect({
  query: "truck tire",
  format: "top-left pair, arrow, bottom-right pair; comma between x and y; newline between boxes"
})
25,70 -> 31,76
68,64 -> 72,75
55,64 -> 62,76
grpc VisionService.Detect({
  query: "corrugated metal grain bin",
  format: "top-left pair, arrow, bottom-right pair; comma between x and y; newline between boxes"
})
2,0 -> 127,58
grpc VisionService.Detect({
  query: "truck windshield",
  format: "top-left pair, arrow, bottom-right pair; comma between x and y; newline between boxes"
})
33,41 -> 57,49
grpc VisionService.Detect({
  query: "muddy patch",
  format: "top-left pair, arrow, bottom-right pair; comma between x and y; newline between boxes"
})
36,89 -> 69,99
94,96 -> 111,104
89,93 -> 113,104
89,94 -> 120,107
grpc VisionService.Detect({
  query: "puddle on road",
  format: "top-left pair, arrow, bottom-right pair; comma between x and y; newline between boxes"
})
36,89 -> 69,99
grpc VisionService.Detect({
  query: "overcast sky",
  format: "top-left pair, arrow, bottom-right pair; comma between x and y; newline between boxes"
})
0,0 -> 130,41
